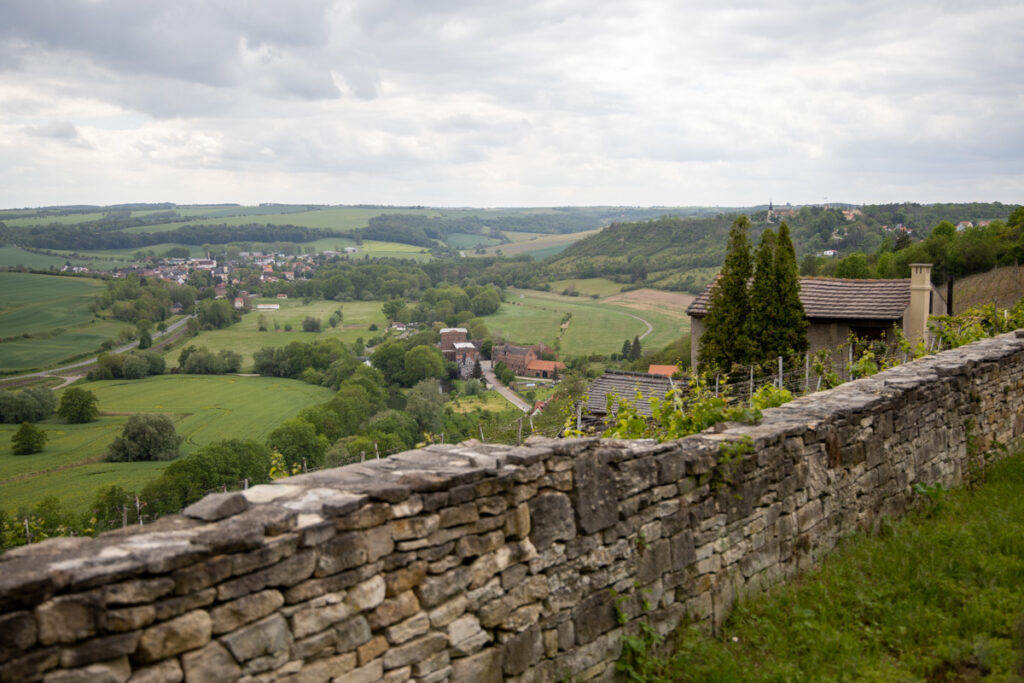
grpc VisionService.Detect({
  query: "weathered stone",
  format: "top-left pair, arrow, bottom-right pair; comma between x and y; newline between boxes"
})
338,658 -> 383,683
528,493 -> 575,550
438,503 -> 479,528
217,550 -> 315,601
457,529 -> 504,559
172,556 -> 233,596
335,502 -> 390,530
36,594 -> 99,645
127,658 -> 183,683
451,647 -> 503,683
427,594 -> 469,628
105,605 -> 156,632
385,611 -> 430,645
283,562 -> 379,604
104,578 -> 175,606
0,646 -> 59,683
413,650 -> 450,677
346,575 -> 386,611
153,587 -> 216,621
573,453 -> 619,534
180,641 -> 241,682
193,517 -> 264,555
0,610 -> 36,664
231,535 -> 298,576
135,609 -> 212,663
291,628 -> 337,660
183,492 -> 249,521
384,561 -> 427,597
291,598 -> 352,640
368,590 -> 420,630
383,665 -> 411,682
389,515 -> 439,541
357,635 -> 389,666
210,589 -> 284,634
60,632 -> 140,668
415,565 -> 471,608
335,615 -> 372,652
637,538 -> 671,585
503,624 -> 543,676
43,656 -> 130,683
381,633 -> 447,671
221,613 -> 292,663
316,532 -> 367,576
574,591 -> 617,645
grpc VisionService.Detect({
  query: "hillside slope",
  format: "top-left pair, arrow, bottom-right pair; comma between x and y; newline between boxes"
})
953,264 -> 1024,313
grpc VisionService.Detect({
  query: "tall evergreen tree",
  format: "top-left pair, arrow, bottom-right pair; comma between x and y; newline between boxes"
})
699,216 -> 753,370
630,336 -> 642,360
773,222 -> 808,357
746,228 -> 779,360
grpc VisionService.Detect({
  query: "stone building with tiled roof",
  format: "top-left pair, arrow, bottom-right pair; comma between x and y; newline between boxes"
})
686,263 -> 947,368
584,370 -> 676,422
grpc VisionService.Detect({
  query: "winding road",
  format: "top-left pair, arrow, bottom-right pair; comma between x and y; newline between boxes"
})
480,360 -> 532,413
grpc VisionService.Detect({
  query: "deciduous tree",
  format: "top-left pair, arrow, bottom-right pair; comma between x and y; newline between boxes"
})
12,422 -> 46,455
58,387 -> 99,424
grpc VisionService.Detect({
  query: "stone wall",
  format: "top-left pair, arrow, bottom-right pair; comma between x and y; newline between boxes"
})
3,331 -> 1024,683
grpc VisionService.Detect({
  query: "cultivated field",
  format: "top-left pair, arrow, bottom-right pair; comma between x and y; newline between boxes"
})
548,277 -> 624,297
488,287 -> 690,356
170,299 -> 388,371
0,375 -> 333,513
473,229 -> 602,258
121,207 -> 444,234
0,273 -> 137,372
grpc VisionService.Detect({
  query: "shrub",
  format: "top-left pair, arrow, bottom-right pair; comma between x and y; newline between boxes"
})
302,317 -> 322,333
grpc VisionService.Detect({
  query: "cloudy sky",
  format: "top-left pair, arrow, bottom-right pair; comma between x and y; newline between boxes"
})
1,0 -> 1021,208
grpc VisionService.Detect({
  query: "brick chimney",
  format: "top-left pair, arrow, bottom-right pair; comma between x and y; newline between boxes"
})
905,263 -> 932,348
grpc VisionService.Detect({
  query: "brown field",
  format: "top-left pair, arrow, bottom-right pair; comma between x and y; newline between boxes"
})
602,289 -> 695,318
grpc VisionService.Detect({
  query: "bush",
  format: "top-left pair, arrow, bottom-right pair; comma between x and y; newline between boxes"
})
302,317 -> 322,333
58,387 -> 99,424
107,414 -> 182,462
0,386 -> 56,423
12,422 -> 46,455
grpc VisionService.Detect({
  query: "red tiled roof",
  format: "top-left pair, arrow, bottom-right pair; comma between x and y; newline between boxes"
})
647,364 -> 678,377
686,277 -> 912,321
526,360 -> 566,372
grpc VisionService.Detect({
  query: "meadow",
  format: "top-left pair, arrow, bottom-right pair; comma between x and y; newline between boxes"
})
121,206 -> 443,234
487,287 -> 690,356
169,299 -> 388,371
474,228 -> 601,258
0,375 -> 333,513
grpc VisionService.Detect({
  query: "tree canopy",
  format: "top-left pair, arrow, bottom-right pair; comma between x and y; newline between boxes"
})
57,387 -> 99,424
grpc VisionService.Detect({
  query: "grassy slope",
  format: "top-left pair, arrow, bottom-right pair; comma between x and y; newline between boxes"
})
643,453 -> 1024,681
488,288 -> 688,356
475,229 -> 602,258
952,264 -> 1024,314
170,299 -> 388,371
0,375 -> 333,513
120,207 -> 443,234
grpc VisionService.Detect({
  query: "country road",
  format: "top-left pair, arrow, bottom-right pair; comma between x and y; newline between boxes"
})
0,314 -> 195,386
480,360 -> 532,413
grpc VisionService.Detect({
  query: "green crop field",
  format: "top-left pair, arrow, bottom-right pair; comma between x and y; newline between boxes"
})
0,375 -> 333,513
0,272 -> 104,336
487,288 -> 689,356
169,299 -> 388,371
2,212 -> 108,227
0,245 -> 135,270
475,228 -> 601,259
548,278 -> 624,297
446,233 -> 503,249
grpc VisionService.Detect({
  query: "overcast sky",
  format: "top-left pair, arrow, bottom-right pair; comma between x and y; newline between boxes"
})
1,0 -> 1021,209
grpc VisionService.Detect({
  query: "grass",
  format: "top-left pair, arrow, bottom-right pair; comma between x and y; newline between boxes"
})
121,207 -> 443,234
167,299 -> 388,371
448,390 -> 521,414
0,375 -> 333,514
634,453 -> 1024,681
473,228 -> 602,258
0,245 -> 137,270
0,272 -> 105,336
488,288 -> 688,356
548,277 -> 624,297
953,264 -> 1024,314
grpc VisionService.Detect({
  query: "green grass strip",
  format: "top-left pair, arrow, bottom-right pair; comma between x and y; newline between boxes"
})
629,454 -> 1024,681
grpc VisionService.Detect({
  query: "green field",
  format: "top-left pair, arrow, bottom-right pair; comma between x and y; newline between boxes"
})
121,207 -> 444,234
446,233 -> 504,249
2,212 -> 108,227
170,299 -> 388,371
548,278 -> 624,297
0,375 -> 333,513
475,228 -> 602,259
488,288 -> 689,356
0,273 -> 137,372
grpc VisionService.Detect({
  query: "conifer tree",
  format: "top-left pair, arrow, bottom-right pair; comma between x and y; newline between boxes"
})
699,216 -> 753,370
773,222 -> 808,357
630,336 -> 642,360
746,228 -> 779,360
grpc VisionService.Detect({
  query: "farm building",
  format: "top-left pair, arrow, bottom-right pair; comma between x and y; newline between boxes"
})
439,328 -> 469,362
491,342 -> 554,375
525,359 -> 566,379
686,263 -> 947,368
647,364 -> 679,377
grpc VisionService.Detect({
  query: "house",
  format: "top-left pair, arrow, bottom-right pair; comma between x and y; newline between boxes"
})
525,359 -> 566,379
439,328 -> 469,362
453,342 -> 480,379
491,342 -> 553,375
647,364 -> 679,378
686,263 -> 947,369
583,370 -> 676,423
956,221 -> 974,232
277,293 -> 288,299
233,297 -> 245,310
343,247 -> 359,254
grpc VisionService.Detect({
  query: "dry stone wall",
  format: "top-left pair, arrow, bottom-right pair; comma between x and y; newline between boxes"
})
3,331 -> 1024,683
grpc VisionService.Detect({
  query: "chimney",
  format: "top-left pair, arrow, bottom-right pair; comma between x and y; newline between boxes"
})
906,263 -> 932,348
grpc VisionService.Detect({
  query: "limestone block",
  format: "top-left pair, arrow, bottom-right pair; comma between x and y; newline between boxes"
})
42,656 -> 130,683
335,615 -> 373,652
368,590 -> 420,630
0,646 -> 59,683
105,605 -> 156,633
381,632 -> 447,670
221,613 -> 292,663
183,492 -> 248,522
414,566 -> 471,608
503,624 -> 542,676
59,631 -> 140,668
210,589 -> 284,635
135,609 -> 212,663
572,453 -> 619,534
172,556 -> 233,596
528,493 -> 576,550
0,610 -> 36,663
336,658 -> 383,683
357,634 -> 388,666
105,578 -> 175,606
153,588 -> 216,622
346,575 -> 386,612
127,658 -> 183,683
427,594 -> 468,628
450,647 -> 502,683
384,561 -> 427,597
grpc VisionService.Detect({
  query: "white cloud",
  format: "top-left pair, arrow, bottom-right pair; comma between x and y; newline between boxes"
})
0,0 -> 1021,207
